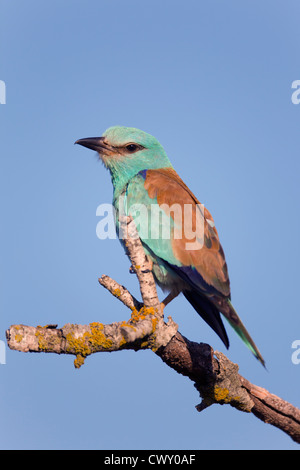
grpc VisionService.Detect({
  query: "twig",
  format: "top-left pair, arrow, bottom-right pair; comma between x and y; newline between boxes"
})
98,274 -> 143,310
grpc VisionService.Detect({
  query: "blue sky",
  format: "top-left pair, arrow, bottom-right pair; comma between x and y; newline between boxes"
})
0,0 -> 300,450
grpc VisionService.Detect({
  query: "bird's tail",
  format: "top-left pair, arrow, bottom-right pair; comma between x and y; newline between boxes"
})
220,298 -> 266,367
183,290 -> 229,349
184,288 -> 265,367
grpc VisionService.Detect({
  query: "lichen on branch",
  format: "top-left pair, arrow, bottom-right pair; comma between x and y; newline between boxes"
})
5,216 -> 300,444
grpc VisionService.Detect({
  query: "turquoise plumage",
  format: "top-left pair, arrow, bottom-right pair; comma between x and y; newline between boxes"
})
75,126 -> 265,366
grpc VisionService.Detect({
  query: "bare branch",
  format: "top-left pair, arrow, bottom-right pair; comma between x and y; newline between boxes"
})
120,216 -> 162,313
156,333 -> 300,444
98,274 -> 143,310
5,216 -> 300,444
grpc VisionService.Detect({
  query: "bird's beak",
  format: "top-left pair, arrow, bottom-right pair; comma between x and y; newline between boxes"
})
75,136 -> 107,153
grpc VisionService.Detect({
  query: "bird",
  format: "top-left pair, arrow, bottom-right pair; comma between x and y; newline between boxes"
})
75,126 -> 265,366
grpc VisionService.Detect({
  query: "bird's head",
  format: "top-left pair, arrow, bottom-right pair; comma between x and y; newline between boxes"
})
75,126 -> 172,187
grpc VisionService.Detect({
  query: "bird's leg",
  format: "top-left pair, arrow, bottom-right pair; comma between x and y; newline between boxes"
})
161,289 -> 180,312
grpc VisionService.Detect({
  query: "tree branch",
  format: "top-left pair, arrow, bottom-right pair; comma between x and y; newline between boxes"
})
6,216 -> 300,444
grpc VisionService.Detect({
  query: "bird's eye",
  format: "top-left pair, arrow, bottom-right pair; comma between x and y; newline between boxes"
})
126,144 -> 139,152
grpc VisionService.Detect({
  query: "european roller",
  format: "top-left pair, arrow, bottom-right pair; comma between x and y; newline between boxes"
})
75,126 -> 265,366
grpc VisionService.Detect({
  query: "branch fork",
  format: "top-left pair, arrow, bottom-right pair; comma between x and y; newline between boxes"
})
5,216 -> 300,444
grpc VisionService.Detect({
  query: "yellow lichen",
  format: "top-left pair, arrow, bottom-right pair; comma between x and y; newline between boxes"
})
130,306 -> 156,323
66,306 -> 161,367
126,306 -> 161,350
65,323 -> 114,368
35,327 -> 48,351
151,316 -> 158,332
112,288 -> 121,297
74,354 -> 85,369
119,337 -> 127,347
66,332 -> 91,358
33,325 -> 61,352
89,322 -> 113,350
15,334 -> 23,343
213,386 -> 241,405
214,387 -> 230,403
